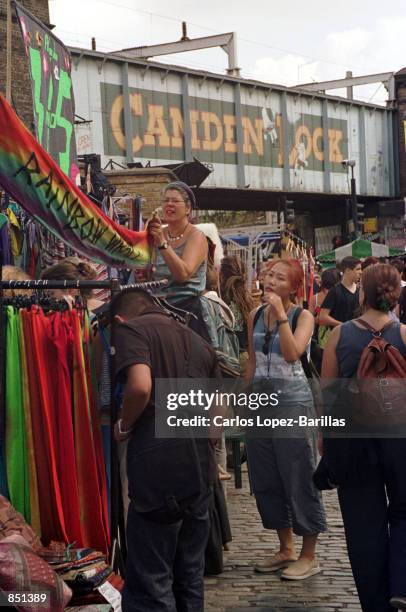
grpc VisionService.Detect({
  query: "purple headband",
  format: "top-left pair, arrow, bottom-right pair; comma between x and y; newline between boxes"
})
165,181 -> 197,209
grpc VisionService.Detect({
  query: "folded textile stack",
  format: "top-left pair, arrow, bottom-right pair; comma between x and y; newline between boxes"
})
49,549 -> 113,595
0,496 -> 123,609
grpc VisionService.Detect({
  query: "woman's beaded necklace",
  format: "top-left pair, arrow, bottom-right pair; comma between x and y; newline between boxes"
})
167,223 -> 189,242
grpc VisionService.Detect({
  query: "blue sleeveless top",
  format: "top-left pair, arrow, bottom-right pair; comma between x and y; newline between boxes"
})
153,242 -> 207,305
253,305 -> 313,404
337,321 -> 406,378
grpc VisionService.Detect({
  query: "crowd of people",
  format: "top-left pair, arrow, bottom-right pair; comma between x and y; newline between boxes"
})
2,181 -> 406,612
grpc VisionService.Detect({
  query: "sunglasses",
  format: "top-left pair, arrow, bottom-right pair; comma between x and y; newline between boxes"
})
262,331 -> 272,355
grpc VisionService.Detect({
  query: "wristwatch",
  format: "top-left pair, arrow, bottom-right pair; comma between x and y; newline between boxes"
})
276,318 -> 289,327
158,241 -> 169,250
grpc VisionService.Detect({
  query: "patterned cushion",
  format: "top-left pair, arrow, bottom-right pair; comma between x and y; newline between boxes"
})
0,495 -> 41,551
0,542 -> 71,611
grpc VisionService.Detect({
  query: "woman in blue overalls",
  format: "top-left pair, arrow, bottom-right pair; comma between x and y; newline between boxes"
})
245,258 -> 326,580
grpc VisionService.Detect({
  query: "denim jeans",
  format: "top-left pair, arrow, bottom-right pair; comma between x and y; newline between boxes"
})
122,493 -> 211,612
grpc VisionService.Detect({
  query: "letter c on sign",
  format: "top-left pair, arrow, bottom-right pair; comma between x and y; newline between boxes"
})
312,127 -> 324,162
110,93 -> 144,154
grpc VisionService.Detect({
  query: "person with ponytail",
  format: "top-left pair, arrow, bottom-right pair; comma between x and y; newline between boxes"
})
41,257 -> 103,312
245,258 -> 326,580
220,256 -> 254,353
321,264 -> 406,612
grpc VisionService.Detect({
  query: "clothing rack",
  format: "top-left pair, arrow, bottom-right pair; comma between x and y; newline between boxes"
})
0,279 -> 167,291
0,276 -> 169,575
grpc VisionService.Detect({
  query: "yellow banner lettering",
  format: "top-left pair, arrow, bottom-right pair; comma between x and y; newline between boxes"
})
201,111 -> 223,152
242,117 -> 263,155
144,105 -> 170,147
312,127 -> 324,162
190,110 -> 201,150
223,114 -> 237,153
328,129 -> 344,163
170,107 -> 184,149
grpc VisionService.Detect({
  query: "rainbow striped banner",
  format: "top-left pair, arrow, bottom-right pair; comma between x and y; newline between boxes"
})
0,94 -> 151,268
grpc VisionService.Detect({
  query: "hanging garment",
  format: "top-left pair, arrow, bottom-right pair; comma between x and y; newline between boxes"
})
21,308 -> 68,544
85,314 -> 111,545
0,311 -> 9,499
40,309 -> 84,545
18,315 -> 41,537
90,263 -> 110,304
3,303 -> 110,550
6,208 -> 22,259
70,310 -> 110,553
0,213 -> 13,265
37,226 -> 72,270
5,307 -> 30,519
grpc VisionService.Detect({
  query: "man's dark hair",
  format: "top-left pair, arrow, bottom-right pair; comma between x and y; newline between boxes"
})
391,258 -> 405,275
361,256 -> 379,271
321,268 -> 340,290
111,288 -> 157,319
339,256 -> 361,272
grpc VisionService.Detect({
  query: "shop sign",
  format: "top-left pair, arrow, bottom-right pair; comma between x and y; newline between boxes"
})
101,83 -> 348,170
363,217 -> 378,233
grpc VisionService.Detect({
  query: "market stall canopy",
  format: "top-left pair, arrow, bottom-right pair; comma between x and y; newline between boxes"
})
221,231 -> 281,247
317,238 -> 404,267
220,228 -> 282,284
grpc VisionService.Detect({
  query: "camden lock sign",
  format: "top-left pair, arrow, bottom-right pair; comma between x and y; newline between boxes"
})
101,83 -> 348,171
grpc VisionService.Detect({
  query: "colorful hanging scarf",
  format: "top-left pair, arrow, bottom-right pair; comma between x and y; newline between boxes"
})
21,308 -> 69,544
18,315 -> 41,537
5,307 -> 30,520
70,309 -> 110,553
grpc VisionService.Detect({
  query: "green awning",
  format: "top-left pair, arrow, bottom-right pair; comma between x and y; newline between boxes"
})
317,239 -> 404,267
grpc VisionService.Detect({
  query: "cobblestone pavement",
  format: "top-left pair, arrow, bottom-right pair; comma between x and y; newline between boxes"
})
204,467 -> 361,612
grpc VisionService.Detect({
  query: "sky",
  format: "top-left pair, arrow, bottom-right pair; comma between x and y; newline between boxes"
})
49,0 -> 406,105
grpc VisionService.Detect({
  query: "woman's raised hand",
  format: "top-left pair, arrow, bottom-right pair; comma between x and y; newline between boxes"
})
263,292 -> 286,320
147,216 -> 165,247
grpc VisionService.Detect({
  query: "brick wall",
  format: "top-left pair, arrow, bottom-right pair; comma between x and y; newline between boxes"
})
395,71 -> 406,198
104,168 -> 177,219
0,0 -> 50,130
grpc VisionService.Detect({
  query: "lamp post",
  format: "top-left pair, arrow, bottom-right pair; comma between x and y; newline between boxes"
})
348,164 -> 365,238
343,160 -> 364,241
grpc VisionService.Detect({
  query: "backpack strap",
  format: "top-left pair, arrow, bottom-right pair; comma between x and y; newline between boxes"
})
356,318 -> 395,337
255,303 -> 314,378
291,307 -> 314,379
291,306 -> 302,333
253,304 -> 266,329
